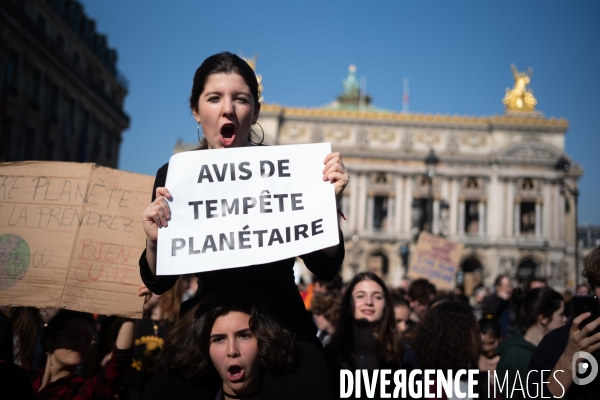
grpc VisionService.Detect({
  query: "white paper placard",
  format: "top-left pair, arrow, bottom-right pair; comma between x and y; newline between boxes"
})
156,143 -> 339,275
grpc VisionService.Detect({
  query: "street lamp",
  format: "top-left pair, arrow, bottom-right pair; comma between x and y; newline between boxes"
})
555,156 -> 580,287
424,149 -> 439,233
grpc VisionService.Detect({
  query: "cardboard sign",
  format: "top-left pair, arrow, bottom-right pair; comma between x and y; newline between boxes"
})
0,162 -> 154,318
407,232 -> 464,290
157,143 -> 340,275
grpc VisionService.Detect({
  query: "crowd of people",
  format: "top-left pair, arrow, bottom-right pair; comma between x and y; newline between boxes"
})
2,248 -> 600,399
1,52 -> 599,399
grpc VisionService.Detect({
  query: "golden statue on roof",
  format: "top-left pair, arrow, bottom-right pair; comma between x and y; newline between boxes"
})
242,54 -> 263,102
503,64 -> 537,111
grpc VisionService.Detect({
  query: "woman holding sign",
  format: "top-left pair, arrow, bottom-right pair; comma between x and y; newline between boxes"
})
139,52 -> 348,399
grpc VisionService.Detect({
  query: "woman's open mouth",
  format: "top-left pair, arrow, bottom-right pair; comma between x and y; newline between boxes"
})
221,124 -> 236,138
227,365 -> 245,382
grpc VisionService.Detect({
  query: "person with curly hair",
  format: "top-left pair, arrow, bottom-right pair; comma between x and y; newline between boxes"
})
412,300 -> 484,400
141,288 -> 300,400
325,272 -> 419,399
404,278 -> 436,345
310,292 -> 342,346
407,278 -> 436,324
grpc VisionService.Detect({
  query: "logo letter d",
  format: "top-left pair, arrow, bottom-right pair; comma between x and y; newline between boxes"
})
572,351 -> 599,386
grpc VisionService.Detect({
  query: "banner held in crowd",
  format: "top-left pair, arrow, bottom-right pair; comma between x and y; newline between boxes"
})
157,143 -> 340,275
407,232 -> 464,290
0,162 -> 153,318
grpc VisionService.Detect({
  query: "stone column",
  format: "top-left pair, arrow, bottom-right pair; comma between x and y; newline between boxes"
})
535,200 -> 542,238
558,190 -> 565,242
479,199 -> 486,236
441,177 -> 450,202
553,183 -> 560,242
506,179 -> 514,238
514,198 -> 521,238
543,182 -> 552,240
349,171 -> 359,232
357,173 -> 367,234
450,178 -> 459,236
387,195 -> 395,233
487,166 -> 500,239
366,193 -> 374,232
439,177 -> 448,236
394,175 -> 403,233
433,198 -> 440,235
403,176 -> 413,234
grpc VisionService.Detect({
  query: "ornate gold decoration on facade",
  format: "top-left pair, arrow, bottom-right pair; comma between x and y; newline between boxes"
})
503,64 -> 537,111
370,129 -> 396,142
324,127 -> 351,141
460,133 -> 488,148
414,131 -> 441,145
280,123 -> 308,139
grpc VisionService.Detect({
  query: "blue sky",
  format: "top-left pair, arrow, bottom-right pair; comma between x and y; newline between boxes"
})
79,0 -> 600,224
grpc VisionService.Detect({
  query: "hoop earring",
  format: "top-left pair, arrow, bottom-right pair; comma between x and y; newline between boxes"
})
249,122 -> 265,145
197,123 -> 203,144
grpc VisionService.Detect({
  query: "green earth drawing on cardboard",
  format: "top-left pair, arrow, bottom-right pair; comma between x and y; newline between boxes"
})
0,234 -> 30,290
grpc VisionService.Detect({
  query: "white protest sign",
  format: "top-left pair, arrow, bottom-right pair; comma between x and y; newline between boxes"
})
156,143 -> 339,275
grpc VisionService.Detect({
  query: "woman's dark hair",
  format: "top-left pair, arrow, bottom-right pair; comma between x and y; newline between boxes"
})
390,291 -> 409,308
41,310 -> 94,351
190,52 -> 260,111
412,301 -> 480,372
156,278 -> 186,323
190,52 -> 261,149
479,318 -> 502,339
518,287 -> 564,331
428,292 -> 462,308
408,278 -> 436,304
325,272 -> 402,367
157,288 -> 297,380
10,307 -> 42,369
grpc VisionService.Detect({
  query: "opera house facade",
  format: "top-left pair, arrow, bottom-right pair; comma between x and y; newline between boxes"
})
178,63 -> 582,293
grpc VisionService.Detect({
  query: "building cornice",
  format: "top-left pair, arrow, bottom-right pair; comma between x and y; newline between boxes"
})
260,104 -> 568,131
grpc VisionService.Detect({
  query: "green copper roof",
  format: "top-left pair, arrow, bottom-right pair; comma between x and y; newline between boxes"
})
322,64 -> 390,113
